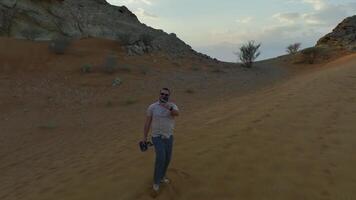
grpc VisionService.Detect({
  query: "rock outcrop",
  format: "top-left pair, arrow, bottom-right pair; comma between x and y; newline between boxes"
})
0,0 -> 205,57
316,15 -> 356,51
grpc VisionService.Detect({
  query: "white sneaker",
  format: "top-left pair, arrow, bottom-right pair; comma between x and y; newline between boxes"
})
153,184 -> 160,192
160,177 -> 170,184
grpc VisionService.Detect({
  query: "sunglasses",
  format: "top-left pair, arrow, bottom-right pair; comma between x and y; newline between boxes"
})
160,93 -> 170,96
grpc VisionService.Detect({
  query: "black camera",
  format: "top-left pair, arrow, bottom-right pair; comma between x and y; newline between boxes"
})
139,141 -> 153,152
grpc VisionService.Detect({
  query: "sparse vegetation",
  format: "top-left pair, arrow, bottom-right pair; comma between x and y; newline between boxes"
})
81,64 -> 93,73
49,36 -> 71,54
301,47 -> 321,64
286,43 -> 301,55
236,40 -> 261,68
112,77 -> 122,86
104,54 -> 118,74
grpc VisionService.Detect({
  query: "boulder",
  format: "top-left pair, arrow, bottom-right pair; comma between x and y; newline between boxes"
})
317,15 -> 356,51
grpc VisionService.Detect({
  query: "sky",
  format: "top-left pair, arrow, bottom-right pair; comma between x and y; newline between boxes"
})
107,0 -> 356,62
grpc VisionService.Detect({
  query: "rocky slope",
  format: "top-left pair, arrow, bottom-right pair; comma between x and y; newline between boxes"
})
0,0 -> 205,57
317,15 -> 356,51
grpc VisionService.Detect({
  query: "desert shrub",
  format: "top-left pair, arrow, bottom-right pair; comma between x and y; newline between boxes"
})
49,36 -> 71,54
81,64 -> 92,73
301,47 -> 322,64
112,77 -> 122,86
286,43 -> 301,55
236,40 -> 261,68
104,54 -> 118,74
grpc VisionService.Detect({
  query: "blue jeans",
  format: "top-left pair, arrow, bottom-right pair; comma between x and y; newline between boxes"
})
152,135 -> 173,185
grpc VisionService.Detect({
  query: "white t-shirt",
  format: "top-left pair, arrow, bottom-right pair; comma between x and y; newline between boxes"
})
147,101 -> 179,138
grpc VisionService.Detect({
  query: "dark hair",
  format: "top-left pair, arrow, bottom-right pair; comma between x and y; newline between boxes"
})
161,87 -> 171,95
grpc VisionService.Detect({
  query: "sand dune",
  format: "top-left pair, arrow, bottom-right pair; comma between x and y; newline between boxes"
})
0,38 -> 355,200
170,54 -> 356,200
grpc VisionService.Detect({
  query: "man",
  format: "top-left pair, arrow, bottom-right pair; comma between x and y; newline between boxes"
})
143,88 -> 179,193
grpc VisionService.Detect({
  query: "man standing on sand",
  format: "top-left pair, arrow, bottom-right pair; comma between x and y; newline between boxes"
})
143,88 -> 179,193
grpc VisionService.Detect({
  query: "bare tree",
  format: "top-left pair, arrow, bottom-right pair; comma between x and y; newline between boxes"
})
286,43 -> 301,55
235,40 -> 261,68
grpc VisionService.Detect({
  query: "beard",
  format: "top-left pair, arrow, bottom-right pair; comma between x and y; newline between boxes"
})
159,96 -> 169,103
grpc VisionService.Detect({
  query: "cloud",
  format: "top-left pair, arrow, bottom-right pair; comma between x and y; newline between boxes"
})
302,4 -> 351,27
140,0 -> 152,6
273,12 -> 301,23
236,17 -> 253,24
207,23 -> 306,47
134,8 -> 158,19
108,0 -> 153,6
303,0 -> 326,10
274,1 -> 355,27
107,0 -> 158,20
205,0 -> 356,62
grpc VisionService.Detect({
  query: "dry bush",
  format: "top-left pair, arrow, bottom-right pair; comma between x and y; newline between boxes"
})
286,43 -> 301,55
235,40 -> 261,68
81,64 -> 93,73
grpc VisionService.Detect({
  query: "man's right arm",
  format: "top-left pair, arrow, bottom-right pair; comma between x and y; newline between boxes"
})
143,116 -> 152,142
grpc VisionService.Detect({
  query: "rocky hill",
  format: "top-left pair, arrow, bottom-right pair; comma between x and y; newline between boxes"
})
0,0 -> 208,58
317,15 -> 356,51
